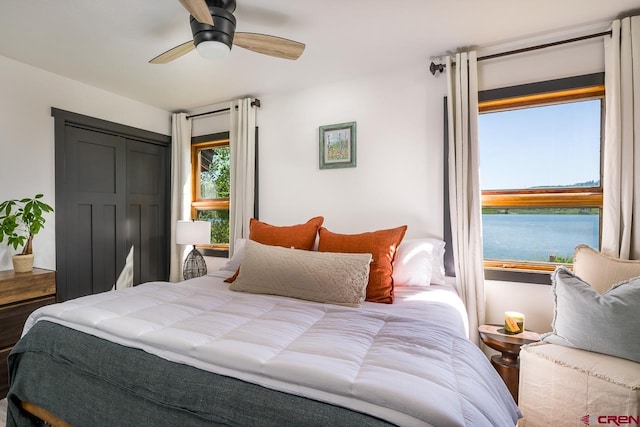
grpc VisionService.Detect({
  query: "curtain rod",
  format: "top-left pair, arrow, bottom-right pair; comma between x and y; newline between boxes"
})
429,30 -> 612,76
186,98 -> 261,120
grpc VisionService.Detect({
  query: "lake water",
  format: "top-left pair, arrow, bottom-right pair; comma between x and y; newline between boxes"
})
482,214 -> 599,262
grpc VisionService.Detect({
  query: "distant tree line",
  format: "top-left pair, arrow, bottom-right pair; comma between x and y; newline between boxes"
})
483,207 -> 599,215
530,179 -> 600,189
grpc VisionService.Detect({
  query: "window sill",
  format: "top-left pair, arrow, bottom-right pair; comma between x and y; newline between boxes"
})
483,260 -> 572,284
482,258 -> 573,284
197,244 -> 229,258
484,268 -> 551,285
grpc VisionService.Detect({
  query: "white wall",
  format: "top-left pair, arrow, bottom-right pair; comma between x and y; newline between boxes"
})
478,36 -> 604,91
258,63 -> 446,237
0,55 -> 171,272
190,102 -> 232,137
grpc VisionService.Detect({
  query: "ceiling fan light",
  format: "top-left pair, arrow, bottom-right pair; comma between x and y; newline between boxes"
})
196,40 -> 231,60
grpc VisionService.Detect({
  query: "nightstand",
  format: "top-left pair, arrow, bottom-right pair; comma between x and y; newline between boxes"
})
0,268 -> 56,398
478,324 -> 540,403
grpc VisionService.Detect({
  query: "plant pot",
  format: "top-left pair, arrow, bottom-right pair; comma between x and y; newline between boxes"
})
12,254 -> 34,273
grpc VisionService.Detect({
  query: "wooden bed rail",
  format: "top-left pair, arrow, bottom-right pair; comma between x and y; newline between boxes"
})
20,401 -> 71,427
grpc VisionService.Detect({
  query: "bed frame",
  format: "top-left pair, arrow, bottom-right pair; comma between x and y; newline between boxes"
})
20,401 -> 69,427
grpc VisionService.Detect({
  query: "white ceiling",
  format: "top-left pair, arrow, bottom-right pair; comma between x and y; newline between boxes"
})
0,0 -> 638,112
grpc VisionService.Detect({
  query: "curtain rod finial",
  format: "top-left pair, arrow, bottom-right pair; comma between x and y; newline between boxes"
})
429,62 -> 446,76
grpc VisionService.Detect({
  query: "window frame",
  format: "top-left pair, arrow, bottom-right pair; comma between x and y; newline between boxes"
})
444,73 -> 605,284
191,132 -> 231,258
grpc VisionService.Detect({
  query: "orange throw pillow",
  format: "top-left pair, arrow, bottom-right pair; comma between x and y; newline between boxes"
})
249,216 -> 324,250
317,225 -> 407,304
224,216 -> 324,283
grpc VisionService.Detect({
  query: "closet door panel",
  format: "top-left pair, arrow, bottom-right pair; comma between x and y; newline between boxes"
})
60,126 -> 127,301
127,139 -> 168,285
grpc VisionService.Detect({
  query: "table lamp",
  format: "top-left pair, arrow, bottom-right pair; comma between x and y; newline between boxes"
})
176,220 -> 211,280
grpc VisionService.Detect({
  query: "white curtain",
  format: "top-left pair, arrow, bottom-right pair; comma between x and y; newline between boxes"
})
229,98 -> 256,256
446,52 -> 485,345
169,112 -> 193,282
602,16 -> 640,260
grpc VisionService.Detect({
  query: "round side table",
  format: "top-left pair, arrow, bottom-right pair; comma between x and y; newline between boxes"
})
478,324 -> 540,403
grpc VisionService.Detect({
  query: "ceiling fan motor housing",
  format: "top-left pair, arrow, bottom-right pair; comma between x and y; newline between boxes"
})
191,0 -> 237,50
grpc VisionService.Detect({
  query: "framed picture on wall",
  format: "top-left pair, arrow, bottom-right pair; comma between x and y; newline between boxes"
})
319,121 -> 357,169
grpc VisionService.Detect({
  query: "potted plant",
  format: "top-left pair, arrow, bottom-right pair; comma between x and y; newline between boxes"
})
0,194 -> 54,272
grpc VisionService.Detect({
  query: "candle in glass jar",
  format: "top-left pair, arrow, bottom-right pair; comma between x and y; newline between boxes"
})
504,311 -> 525,334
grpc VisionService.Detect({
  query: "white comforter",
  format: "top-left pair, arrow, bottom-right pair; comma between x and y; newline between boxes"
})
23,272 -> 519,426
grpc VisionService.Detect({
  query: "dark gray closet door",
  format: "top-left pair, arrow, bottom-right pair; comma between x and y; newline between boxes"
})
53,108 -> 171,302
126,139 -> 168,285
62,126 -> 128,300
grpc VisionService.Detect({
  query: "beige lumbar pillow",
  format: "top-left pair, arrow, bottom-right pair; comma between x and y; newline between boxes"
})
573,244 -> 640,294
229,240 -> 372,307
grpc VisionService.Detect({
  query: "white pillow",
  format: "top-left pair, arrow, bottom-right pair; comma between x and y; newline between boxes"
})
428,238 -> 446,285
392,239 -> 434,286
229,240 -> 372,307
219,238 -> 247,272
393,238 -> 446,286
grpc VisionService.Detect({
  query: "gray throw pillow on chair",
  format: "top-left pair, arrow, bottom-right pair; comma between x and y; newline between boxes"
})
543,267 -> 640,363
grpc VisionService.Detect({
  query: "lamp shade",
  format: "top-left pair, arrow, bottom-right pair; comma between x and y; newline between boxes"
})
176,220 -> 211,245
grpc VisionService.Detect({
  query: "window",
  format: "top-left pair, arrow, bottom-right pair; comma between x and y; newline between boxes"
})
478,74 -> 604,278
191,132 -> 230,256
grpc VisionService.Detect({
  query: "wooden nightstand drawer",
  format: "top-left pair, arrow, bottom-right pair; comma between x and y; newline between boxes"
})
0,296 -> 56,349
0,268 -> 56,305
0,268 -> 57,399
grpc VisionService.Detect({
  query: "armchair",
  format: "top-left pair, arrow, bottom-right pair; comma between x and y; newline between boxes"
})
518,245 -> 640,426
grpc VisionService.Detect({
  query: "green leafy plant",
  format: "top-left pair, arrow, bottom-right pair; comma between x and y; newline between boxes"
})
0,194 -> 54,255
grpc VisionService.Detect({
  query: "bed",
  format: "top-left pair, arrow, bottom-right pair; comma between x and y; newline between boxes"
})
6,228 -> 520,426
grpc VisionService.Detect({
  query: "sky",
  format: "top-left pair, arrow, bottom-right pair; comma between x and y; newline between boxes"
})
478,99 -> 601,190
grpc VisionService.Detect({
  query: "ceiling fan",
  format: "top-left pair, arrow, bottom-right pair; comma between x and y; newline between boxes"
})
150,0 -> 305,64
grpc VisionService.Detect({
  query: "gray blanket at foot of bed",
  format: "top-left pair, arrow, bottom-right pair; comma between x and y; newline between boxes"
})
7,321 -> 395,427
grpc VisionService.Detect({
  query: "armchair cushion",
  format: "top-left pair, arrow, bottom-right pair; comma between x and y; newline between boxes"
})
572,244 -> 640,294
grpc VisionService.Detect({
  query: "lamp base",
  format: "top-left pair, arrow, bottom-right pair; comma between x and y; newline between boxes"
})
183,246 -> 207,280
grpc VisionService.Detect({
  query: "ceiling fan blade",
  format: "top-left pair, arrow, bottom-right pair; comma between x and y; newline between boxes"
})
149,40 -> 196,64
233,33 -> 305,60
179,0 -> 214,26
